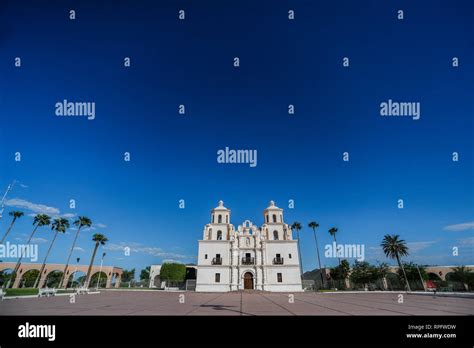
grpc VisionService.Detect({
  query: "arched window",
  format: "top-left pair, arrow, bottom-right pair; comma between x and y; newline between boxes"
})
273,230 -> 279,240
226,215 -> 229,223
209,229 -> 212,240
212,214 -> 214,223
272,214 -> 277,223
280,214 -> 282,222
266,215 -> 269,223
218,215 -> 222,223
217,231 -> 222,240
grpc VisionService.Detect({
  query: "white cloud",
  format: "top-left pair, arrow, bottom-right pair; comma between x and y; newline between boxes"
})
443,221 -> 474,232
5,198 -> 60,215
19,183 -> 29,188
95,223 -> 107,228
104,242 -> 191,260
406,240 -> 437,252
161,259 -> 184,264
61,213 -> 76,219
31,237 -> 48,244
73,246 -> 85,252
458,237 -> 474,246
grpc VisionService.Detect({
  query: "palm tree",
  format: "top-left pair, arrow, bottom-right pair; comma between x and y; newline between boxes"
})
308,221 -> 324,287
381,234 -> 411,291
84,233 -> 108,288
451,266 -> 472,291
328,227 -> 340,266
5,214 -> 50,288
59,216 -> 92,288
1,211 -> 24,244
291,222 -> 304,280
33,218 -> 69,288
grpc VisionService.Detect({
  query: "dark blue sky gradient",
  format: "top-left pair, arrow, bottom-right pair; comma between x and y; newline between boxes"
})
1,0 -> 473,274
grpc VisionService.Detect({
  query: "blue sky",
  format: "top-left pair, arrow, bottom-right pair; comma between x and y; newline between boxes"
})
0,0 -> 473,276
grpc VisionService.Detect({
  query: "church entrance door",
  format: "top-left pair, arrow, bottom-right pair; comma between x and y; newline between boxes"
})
243,272 -> 253,290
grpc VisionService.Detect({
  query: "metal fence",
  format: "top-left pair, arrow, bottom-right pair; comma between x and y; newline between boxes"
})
302,280 -> 315,290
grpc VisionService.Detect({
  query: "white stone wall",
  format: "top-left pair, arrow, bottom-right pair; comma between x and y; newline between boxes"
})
264,241 -> 300,266
197,241 -> 231,265
149,265 -> 162,288
195,266 -> 231,292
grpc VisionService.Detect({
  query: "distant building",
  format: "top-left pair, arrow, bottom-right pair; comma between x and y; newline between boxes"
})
149,265 -> 162,288
196,200 -> 303,292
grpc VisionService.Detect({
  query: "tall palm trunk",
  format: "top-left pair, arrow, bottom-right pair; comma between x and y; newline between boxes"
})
312,227 -> 324,287
84,242 -> 99,288
1,217 -> 17,244
5,225 -> 39,289
33,231 -> 59,288
59,226 -> 82,288
296,230 -> 304,280
396,254 -> 411,291
333,235 -> 341,266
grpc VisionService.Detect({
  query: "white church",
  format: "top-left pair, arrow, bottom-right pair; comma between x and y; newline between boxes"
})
196,201 -> 303,292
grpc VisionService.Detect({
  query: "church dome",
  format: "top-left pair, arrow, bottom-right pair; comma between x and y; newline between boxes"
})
212,200 -> 229,211
264,200 -> 282,211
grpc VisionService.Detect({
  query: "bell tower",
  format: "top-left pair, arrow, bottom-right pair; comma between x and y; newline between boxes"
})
263,200 -> 290,240
203,200 -> 232,240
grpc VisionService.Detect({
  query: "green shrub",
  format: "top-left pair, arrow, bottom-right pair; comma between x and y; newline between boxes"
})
160,263 -> 186,282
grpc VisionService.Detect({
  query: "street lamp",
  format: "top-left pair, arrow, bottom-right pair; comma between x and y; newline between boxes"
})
0,181 -> 15,221
96,253 -> 106,291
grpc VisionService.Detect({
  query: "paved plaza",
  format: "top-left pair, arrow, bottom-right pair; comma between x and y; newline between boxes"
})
1,290 -> 473,316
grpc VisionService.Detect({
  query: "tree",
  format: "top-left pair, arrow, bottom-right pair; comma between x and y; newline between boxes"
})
160,263 -> 186,283
330,259 -> 350,280
45,271 -> 63,288
381,234 -> 411,291
328,227 -> 340,266
34,218 -> 69,288
375,262 -> 390,279
60,216 -> 92,288
121,269 -> 135,283
140,266 -> 150,281
21,270 -> 40,288
89,272 -> 107,288
397,262 -> 427,281
6,214 -> 51,289
308,221 -> 324,287
1,211 -> 24,244
0,270 -> 14,287
84,233 -> 108,288
451,266 -> 473,291
374,262 -> 391,289
349,261 -> 377,289
291,222 -> 304,280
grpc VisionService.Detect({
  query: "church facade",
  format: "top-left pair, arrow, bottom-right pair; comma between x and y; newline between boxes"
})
196,201 -> 303,292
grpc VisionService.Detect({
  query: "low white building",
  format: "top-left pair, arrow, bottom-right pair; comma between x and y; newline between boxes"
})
196,201 -> 303,292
